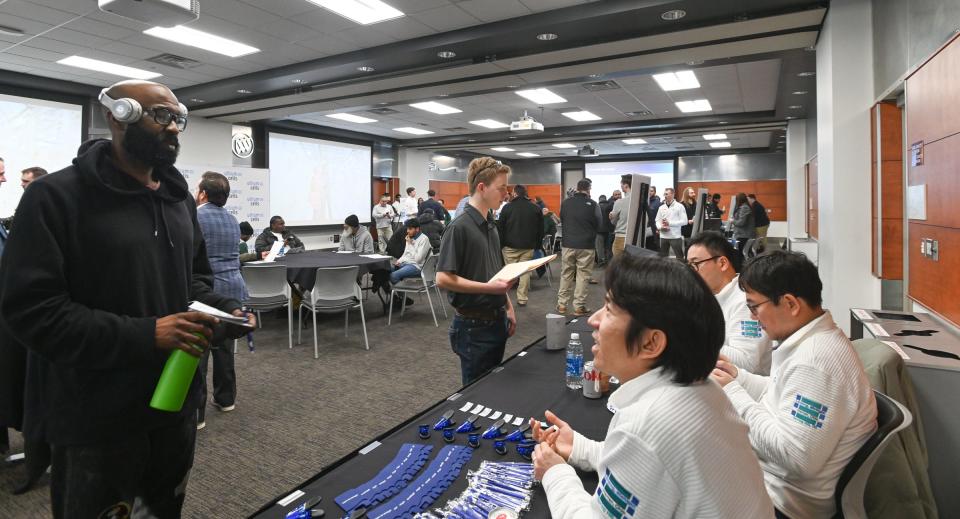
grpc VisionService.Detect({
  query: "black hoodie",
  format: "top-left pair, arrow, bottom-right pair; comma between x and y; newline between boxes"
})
0,139 -> 241,446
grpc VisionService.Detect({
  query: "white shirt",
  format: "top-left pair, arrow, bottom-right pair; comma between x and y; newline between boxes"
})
401,196 -> 419,219
372,204 -> 395,229
391,202 -> 403,222
716,275 -> 772,375
271,231 -> 283,242
654,200 -> 687,240
723,311 -> 877,519
542,367 -> 773,519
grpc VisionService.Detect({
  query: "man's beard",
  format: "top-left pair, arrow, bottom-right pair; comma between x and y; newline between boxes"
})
123,123 -> 179,168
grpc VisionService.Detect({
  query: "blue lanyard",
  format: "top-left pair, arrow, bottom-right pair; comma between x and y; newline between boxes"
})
334,443 -> 433,512
367,445 -> 473,519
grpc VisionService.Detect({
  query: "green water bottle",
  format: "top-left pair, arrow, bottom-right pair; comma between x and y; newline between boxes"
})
150,334 -> 204,412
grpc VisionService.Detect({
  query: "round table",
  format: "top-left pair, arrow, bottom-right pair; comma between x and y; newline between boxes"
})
276,250 -> 392,291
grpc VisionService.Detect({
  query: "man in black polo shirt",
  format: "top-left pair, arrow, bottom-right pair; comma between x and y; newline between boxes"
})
437,157 -> 517,385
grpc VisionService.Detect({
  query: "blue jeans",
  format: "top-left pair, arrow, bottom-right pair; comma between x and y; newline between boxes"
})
390,263 -> 421,284
449,313 -> 508,386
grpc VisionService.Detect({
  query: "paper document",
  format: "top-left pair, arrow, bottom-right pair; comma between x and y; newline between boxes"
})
335,250 -> 355,254
188,301 -> 254,328
882,340 -> 910,360
852,309 -> 873,321
864,322 -> 890,337
488,254 -> 557,282
264,240 -> 284,262
360,254 -> 393,259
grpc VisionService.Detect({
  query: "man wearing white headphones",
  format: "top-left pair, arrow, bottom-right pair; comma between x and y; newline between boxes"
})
0,80 -> 254,518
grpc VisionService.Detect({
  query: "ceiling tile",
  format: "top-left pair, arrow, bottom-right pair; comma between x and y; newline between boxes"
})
298,34 -> 360,55
0,0 -> 82,25
287,9 -> 360,34
258,18 -> 323,44
334,26 -> 398,48
456,0 -> 531,22
198,0 -> 283,29
389,0 -> 453,15
23,0 -> 90,16
410,5 -> 481,32
238,0 -> 316,18
519,0 -> 594,12
370,17 -> 438,40
44,27 -> 115,49
64,16 -> 139,41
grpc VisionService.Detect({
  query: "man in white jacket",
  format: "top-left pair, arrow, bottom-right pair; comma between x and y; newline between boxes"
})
532,253 -> 773,519
654,187 -> 687,259
712,250 -> 877,518
371,194 -> 396,252
687,231 -> 772,375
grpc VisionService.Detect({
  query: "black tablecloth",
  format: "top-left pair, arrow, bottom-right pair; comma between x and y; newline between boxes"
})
277,250 -> 392,291
251,318 -> 613,518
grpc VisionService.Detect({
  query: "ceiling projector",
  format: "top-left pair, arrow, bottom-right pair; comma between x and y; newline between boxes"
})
577,144 -> 600,157
99,0 -> 199,27
510,111 -> 544,133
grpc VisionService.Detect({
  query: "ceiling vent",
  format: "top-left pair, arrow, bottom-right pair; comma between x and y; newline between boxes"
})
146,53 -> 201,69
444,127 -> 468,131
624,110 -> 653,117
581,80 -> 621,92
368,107 -> 399,115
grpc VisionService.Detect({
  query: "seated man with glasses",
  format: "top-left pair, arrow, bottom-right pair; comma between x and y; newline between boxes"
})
530,254 -> 773,518
711,250 -> 877,519
686,231 -> 772,375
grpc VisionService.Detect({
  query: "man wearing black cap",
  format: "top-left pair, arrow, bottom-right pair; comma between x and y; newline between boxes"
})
238,221 -> 257,263
338,214 -> 374,254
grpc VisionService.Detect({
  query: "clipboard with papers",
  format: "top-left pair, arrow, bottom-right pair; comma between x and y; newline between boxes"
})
488,254 -> 556,283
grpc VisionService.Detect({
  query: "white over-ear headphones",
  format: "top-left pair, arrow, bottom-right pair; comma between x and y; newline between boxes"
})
98,88 -> 188,124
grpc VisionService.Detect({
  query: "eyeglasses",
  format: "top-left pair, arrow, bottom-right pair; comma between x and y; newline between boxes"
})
746,299 -> 772,315
687,255 -> 720,272
145,107 -> 188,131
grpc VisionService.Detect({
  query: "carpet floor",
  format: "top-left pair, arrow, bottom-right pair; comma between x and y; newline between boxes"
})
0,259 -> 609,518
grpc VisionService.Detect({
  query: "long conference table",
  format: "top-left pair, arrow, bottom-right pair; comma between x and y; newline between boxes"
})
250,318 -> 612,519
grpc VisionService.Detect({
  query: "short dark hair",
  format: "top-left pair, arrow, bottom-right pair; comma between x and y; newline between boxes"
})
620,174 -> 632,187
427,189 -> 436,197
239,221 -> 254,236
747,193 -> 757,199
404,218 -> 421,229
739,250 -> 823,307
406,187 -> 415,195
712,193 -> 721,201
576,179 -> 591,191
605,254 -> 725,385
514,184 -> 527,198
687,231 -> 742,272
270,215 -> 284,226
199,171 -> 230,207
22,167 -> 48,179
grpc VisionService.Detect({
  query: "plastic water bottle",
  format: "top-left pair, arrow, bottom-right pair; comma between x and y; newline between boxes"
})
565,333 -> 584,389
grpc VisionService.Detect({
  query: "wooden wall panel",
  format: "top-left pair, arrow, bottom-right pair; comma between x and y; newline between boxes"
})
372,177 -> 400,207
807,158 -> 818,240
524,185 -> 562,214
428,180 -> 561,214
905,33 -> 960,147
908,223 -> 960,326
871,101 -> 904,280
677,180 -> 787,222
908,136 -> 960,228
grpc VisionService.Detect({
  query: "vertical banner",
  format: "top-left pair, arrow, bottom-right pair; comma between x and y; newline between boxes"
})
178,164 -> 271,231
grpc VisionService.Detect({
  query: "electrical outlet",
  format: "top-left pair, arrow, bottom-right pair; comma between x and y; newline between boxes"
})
931,239 -> 939,261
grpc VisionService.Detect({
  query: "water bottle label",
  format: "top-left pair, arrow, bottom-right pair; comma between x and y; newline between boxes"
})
566,356 -> 583,375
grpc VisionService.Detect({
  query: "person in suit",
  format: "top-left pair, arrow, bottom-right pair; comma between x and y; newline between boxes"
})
195,172 -> 248,428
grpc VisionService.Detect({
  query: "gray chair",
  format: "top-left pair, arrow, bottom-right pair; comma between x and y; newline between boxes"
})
832,391 -> 913,518
298,265 -> 369,357
540,234 -> 554,286
389,254 -> 446,327
240,263 -> 293,352
743,238 -> 757,258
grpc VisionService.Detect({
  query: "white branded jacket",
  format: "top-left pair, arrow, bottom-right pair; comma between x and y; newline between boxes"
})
716,275 -> 772,375
654,201 -> 688,240
723,311 -> 877,519
542,367 -> 773,519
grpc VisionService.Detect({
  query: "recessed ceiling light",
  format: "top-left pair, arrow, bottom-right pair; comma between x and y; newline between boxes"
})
410,101 -> 461,114
792,90 -> 808,95
709,142 -> 732,148
357,65 -> 375,72
661,9 -> 686,20
190,98 -> 204,103
652,70 -> 700,91
57,55 -> 161,79
718,121 -> 729,124
622,138 -> 647,144
786,116 -> 797,120
788,105 -> 803,109
797,71 -> 816,77
536,33 -> 558,41
237,89 -> 252,94
552,143 -> 577,148
327,113 -> 378,123
702,134 -> 727,141
393,127 -> 434,135
491,147 -> 514,152
291,79 -> 305,84
306,0 -> 404,25
804,45 -> 816,52
437,50 -> 456,59
515,88 -> 566,104
470,119 -> 509,129
144,25 -> 260,58
562,110 -> 601,122
674,99 -> 712,112
686,59 -> 704,66
517,152 -> 540,157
